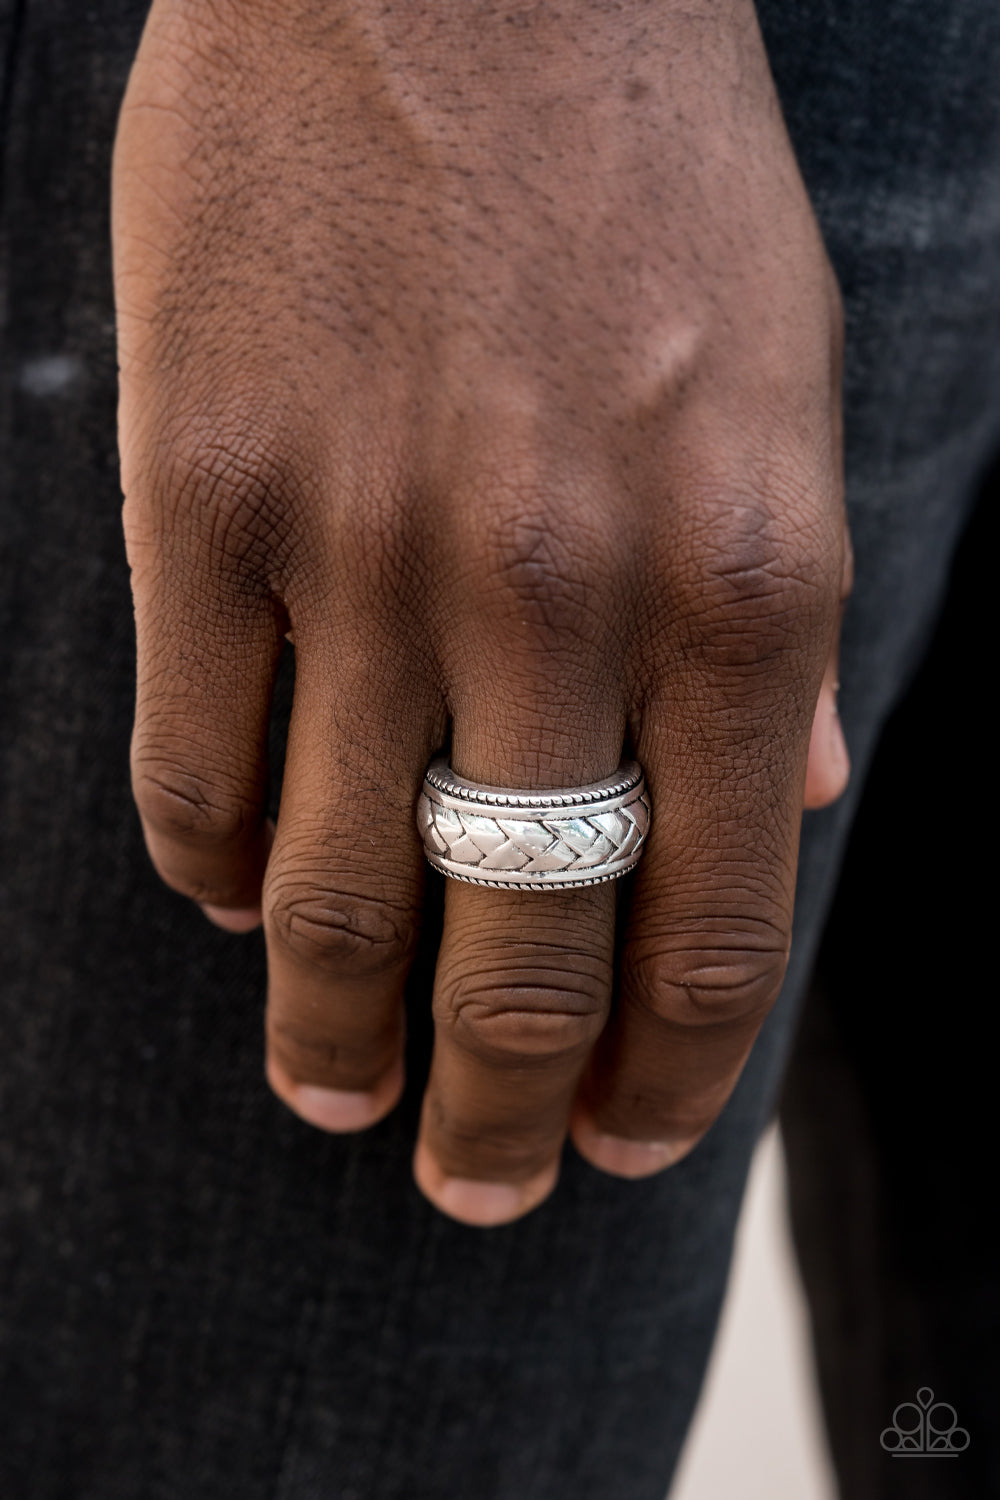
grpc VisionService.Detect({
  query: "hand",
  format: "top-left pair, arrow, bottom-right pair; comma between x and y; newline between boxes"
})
113,0 -> 850,1225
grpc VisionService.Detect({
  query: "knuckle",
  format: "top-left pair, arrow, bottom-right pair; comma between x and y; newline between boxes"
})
132,757 -> 257,846
170,436 -> 292,570
488,509 -> 587,609
629,934 -> 789,1029
426,1095 -> 554,1175
266,878 -> 416,979
439,973 -> 607,1068
454,468 -> 621,654
267,1017 -> 340,1077
266,1014 -> 397,1087
669,494 -> 839,673
127,404 -> 305,579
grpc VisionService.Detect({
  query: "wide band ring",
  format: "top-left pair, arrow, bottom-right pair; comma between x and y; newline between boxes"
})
416,756 -> 651,890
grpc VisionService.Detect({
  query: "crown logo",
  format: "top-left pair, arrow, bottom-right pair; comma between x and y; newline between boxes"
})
880,1388 -> 970,1457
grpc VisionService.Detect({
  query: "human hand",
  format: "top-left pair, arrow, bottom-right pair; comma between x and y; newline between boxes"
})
113,0 -> 849,1225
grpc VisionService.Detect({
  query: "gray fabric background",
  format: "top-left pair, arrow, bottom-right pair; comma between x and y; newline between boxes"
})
1,2 -> 997,1496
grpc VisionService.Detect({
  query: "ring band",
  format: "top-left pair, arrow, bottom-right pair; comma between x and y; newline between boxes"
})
416,756 -> 651,889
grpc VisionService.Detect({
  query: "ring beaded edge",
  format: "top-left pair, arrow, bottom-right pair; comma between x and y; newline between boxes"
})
420,864 -> 636,890
422,758 -> 643,809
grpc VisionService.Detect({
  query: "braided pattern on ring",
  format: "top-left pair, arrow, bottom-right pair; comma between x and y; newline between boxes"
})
416,759 -> 651,889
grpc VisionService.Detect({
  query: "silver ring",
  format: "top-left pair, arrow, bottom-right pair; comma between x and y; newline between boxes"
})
416,756 -> 651,889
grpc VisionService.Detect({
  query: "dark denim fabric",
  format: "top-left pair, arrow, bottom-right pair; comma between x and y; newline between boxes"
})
1,3 -> 997,1498
782,475 -> 998,1500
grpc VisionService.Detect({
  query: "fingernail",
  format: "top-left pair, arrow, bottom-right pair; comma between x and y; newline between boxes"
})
268,1058 -> 404,1133
436,1178 -> 529,1224
291,1083 -> 390,1131
572,1116 -> 687,1179
413,1142 -> 558,1226
201,903 -> 263,933
828,703 -> 850,781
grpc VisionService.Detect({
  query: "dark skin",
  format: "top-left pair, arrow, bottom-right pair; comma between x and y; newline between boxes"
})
113,0 -> 850,1225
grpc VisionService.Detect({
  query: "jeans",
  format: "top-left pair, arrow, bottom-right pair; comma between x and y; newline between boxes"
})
1,2 -> 997,1497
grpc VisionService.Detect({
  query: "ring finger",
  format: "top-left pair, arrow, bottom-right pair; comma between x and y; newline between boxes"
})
413,672 -> 626,1226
